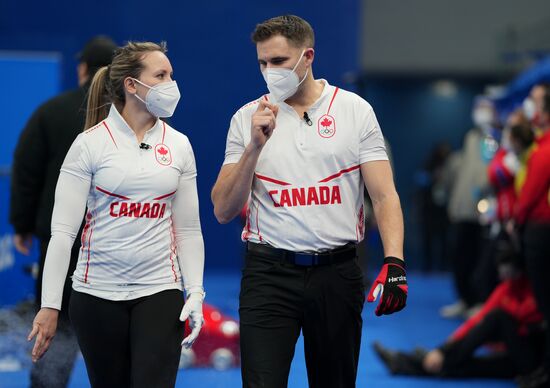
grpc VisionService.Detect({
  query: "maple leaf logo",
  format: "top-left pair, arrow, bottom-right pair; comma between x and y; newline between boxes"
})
158,147 -> 168,155
321,117 -> 332,128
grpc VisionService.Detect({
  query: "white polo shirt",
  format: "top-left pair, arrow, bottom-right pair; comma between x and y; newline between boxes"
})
223,80 -> 388,252
62,105 -> 196,298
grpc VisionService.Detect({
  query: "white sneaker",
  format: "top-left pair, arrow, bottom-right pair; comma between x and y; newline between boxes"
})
439,300 -> 467,319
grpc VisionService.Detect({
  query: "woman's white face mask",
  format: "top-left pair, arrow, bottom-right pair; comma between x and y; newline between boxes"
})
132,78 -> 181,118
262,50 -> 308,103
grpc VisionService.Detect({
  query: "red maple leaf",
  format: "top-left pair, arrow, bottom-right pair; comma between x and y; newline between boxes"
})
158,147 -> 168,155
321,117 -> 332,127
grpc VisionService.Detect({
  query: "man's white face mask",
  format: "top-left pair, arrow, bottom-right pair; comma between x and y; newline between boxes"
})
132,78 -> 181,118
472,107 -> 494,129
262,50 -> 308,103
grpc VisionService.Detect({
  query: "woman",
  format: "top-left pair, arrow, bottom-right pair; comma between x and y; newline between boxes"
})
27,41 -> 205,387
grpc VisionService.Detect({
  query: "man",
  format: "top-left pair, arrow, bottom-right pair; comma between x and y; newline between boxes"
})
523,83 -> 550,135
212,15 -> 407,388
440,96 -> 496,319
514,83 -> 550,387
9,35 -> 117,388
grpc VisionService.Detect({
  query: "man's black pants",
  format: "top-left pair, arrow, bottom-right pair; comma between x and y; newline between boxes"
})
239,248 -> 365,388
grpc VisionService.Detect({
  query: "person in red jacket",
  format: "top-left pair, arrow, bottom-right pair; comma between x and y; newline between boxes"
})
514,83 -> 550,386
373,240 -> 545,385
473,117 -> 534,303
487,148 -> 516,223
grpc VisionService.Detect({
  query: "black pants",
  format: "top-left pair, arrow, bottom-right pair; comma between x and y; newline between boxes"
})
239,251 -> 365,388
440,309 -> 544,378
471,229 -> 505,303
30,240 -> 80,388
450,221 -> 485,306
523,223 -> 550,370
69,289 -> 184,388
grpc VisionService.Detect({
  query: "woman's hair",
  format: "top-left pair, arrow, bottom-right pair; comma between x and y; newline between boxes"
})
84,41 -> 167,130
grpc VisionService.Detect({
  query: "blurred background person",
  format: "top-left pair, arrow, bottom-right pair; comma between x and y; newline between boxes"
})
8,36 -> 117,388
513,83 -> 550,387
468,110 -> 529,307
373,240 -> 545,386
523,83 -> 550,136
440,97 -> 498,319
414,141 -> 452,272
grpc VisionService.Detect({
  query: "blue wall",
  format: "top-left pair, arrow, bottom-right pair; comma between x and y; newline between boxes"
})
0,54 -> 60,305
1,0 -> 361,270
0,54 -> 61,167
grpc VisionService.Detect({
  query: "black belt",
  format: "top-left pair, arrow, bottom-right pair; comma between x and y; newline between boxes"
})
247,242 -> 356,267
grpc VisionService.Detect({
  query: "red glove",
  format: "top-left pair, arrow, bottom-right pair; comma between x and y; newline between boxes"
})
367,256 -> 408,316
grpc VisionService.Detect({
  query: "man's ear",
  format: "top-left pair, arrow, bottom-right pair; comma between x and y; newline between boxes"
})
77,63 -> 88,86
304,48 -> 315,66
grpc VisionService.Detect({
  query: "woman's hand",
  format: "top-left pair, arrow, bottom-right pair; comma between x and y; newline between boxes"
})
179,292 -> 204,348
28,307 -> 59,362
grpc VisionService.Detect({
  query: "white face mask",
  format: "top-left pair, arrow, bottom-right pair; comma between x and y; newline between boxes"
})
522,98 -> 536,121
472,107 -> 494,129
132,78 -> 181,118
262,50 -> 308,103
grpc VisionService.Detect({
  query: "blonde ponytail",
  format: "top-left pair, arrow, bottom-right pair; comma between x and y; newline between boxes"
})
84,66 -> 110,130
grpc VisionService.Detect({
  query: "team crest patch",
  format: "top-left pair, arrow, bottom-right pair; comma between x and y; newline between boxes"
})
155,144 -> 172,166
318,115 -> 336,138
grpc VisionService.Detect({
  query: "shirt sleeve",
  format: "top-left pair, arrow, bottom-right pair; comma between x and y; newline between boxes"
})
172,173 -> 205,296
180,137 -> 198,180
41,171 -> 90,309
60,133 -> 94,182
223,112 -> 245,165
358,102 -> 388,164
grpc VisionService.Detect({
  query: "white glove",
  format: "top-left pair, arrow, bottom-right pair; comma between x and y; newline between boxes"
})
179,292 -> 205,348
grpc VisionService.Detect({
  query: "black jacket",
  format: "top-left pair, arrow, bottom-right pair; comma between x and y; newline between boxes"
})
10,86 -> 88,241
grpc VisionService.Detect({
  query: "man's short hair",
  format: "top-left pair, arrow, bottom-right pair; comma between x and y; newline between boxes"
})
77,36 -> 118,76
252,15 -> 315,48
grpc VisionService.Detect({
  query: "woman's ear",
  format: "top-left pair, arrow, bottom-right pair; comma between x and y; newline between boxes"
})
124,77 -> 137,95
